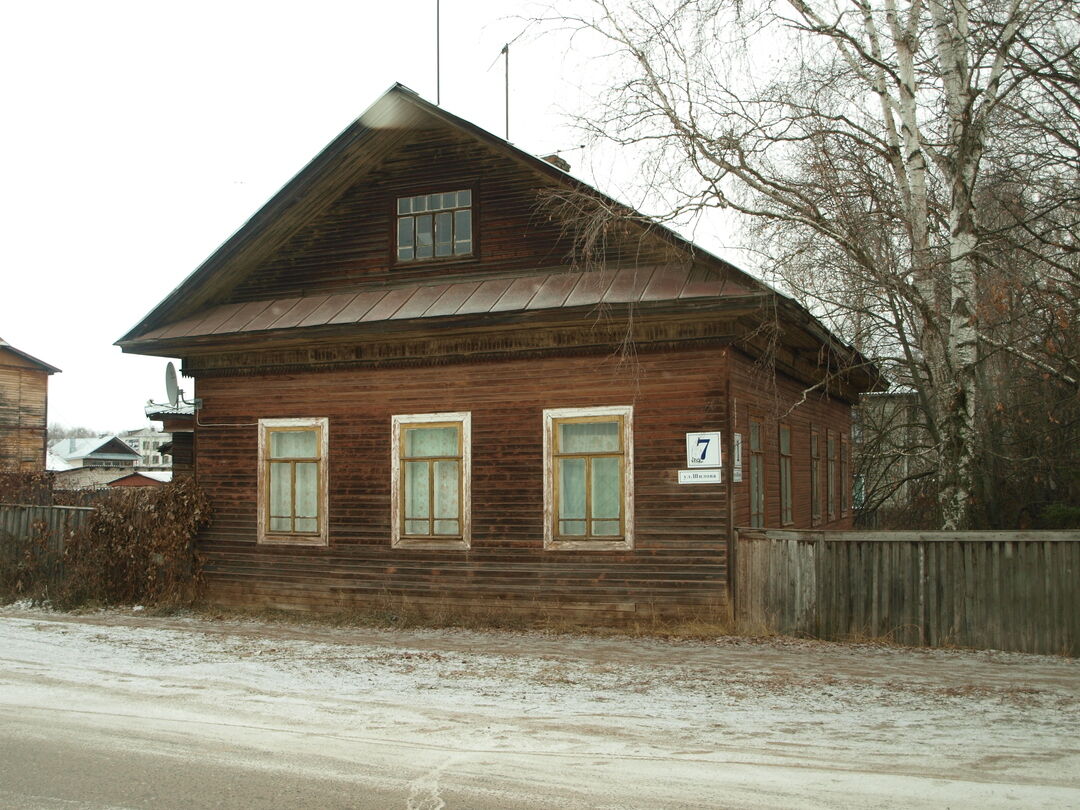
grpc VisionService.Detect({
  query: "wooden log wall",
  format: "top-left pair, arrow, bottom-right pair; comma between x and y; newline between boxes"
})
735,529 -> 1080,655
193,345 -> 732,619
0,358 -> 48,472
224,126 -> 692,302
728,349 -> 855,531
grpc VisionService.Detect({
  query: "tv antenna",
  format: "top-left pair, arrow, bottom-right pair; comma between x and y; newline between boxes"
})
161,362 -> 202,410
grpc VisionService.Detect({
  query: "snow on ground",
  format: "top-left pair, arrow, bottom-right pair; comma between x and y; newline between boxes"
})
0,606 -> 1078,809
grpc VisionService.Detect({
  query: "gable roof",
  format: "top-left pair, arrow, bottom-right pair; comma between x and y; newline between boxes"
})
115,83 -> 882,395
118,83 -> 763,346
0,337 -> 61,373
49,435 -> 142,463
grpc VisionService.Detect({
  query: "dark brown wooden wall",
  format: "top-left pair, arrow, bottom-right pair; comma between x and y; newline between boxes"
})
0,354 -> 48,472
193,345 -> 731,617
728,349 -> 854,530
224,126 -> 679,303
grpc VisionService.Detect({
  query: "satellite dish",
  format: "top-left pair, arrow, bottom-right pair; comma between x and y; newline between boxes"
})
165,362 -> 180,407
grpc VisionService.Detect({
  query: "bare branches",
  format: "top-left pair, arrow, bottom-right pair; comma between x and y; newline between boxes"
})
541,0 -> 1080,528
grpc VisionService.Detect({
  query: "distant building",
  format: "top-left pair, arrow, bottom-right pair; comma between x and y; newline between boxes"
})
119,426 -> 172,469
108,470 -> 171,488
48,436 -> 142,469
0,337 -> 60,471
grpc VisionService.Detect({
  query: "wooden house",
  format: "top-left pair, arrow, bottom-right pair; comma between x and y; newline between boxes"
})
117,85 -> 879,619
0,338 -> 60,472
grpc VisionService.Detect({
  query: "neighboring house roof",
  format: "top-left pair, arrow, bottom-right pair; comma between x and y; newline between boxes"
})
46,451 -> 73,472
0,336 -> 61,374
49,436 -> 143,463
108,471 -> 171,487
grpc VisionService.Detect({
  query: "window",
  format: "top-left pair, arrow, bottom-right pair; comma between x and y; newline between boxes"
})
258,418 -> 328,546
840,435 -> 850,515
827,432 -> 837,521
391,412 -> 471,548
544,406 -> 633,550
396,189 -> 473,262
810,429 -> 821,525
779,424 -> 793,525
749,418 -> 765,528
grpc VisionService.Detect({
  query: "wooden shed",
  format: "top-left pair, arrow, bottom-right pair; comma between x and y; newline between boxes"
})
117,84 -> 879,619
0,338 -> 60,472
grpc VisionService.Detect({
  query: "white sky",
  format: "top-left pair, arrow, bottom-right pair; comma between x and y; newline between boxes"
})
1,0 -> 741,432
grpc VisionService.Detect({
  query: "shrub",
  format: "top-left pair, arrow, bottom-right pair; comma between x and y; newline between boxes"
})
55,477 -> 211,609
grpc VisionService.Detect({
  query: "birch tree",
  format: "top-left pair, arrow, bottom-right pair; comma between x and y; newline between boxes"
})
544,0 -> 1079,529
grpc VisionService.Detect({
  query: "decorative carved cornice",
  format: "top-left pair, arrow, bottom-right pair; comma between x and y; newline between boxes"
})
184,319 -> 738,377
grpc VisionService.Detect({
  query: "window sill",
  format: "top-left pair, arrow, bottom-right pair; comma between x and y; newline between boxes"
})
395,254 -> 474,269
393,537 -> 470,550
258,534 -> 328,547
546,538 -> 632,551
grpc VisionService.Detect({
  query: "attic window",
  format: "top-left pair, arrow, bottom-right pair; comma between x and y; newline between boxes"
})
396,190 -> 472,262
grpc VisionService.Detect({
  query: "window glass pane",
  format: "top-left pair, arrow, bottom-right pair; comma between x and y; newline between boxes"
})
428,193 -> 442,210
780,426 -> 791,454
458,189 -> 471,206
398,245 -> 414,261
270,517 -> 291,532
404,425 -> 458,457
558,457 -> 586,521
454,209 -> 472,253
295,518 -> 317,533
591,520 -> 621,536
415,214 -> 433,259
441,192 -> 456,209
397,216 -> 414,250
750,422 -> 761,450
412,195 -> 427,212
559,420 -> 620,453
590,457 -> 621,520
269,462 -> 291,518
397,197 -> 411,214
404,461 -> 429,519
434,519 -> 460,536
405,519 -> 428,535
295,462 -> 318,519
434,211 -> 453,257
270,430 -> 317,459
433,460 -> 459,519
559,520 -> 587,536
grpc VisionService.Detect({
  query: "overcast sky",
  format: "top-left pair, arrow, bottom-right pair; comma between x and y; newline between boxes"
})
1,1 -> 740,432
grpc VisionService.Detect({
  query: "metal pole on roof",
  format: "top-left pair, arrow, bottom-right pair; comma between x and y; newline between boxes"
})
436,0 -> 441,105
502,43 -> 509,140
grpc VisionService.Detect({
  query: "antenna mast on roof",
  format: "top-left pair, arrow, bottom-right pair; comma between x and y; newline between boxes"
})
436,0 -> 441,105
501,43 -> 509,140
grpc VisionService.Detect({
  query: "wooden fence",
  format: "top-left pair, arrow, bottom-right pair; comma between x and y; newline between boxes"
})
0,503 -> 95,588
735,529 -> 1080,656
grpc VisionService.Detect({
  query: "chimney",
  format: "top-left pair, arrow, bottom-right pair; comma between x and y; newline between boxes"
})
542,153 -> 571,172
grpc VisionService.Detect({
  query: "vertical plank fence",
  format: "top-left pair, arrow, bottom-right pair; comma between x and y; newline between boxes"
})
735,529 -> 1080,656
0,503 -> 95,589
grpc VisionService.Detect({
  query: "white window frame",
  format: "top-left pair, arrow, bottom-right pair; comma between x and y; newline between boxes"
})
391,411 -> 471,550
257,417 -> 329,546
543,405 -> 634,551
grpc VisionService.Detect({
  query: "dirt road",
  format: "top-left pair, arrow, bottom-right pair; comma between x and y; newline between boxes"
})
1,607 -> 1077,808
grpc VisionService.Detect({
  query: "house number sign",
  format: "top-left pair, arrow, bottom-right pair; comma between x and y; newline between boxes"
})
685,432 -> 722,468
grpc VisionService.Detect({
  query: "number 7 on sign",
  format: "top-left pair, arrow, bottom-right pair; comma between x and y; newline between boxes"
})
694,437 -> 711,462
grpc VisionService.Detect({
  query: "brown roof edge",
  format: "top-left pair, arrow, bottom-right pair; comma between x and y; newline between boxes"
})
0,337 -> 61,374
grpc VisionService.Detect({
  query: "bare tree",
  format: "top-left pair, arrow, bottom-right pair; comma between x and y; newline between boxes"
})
540,0 -> 1079,528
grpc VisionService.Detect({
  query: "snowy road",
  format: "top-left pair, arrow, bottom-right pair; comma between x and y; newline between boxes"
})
0,608 -> 1077,809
